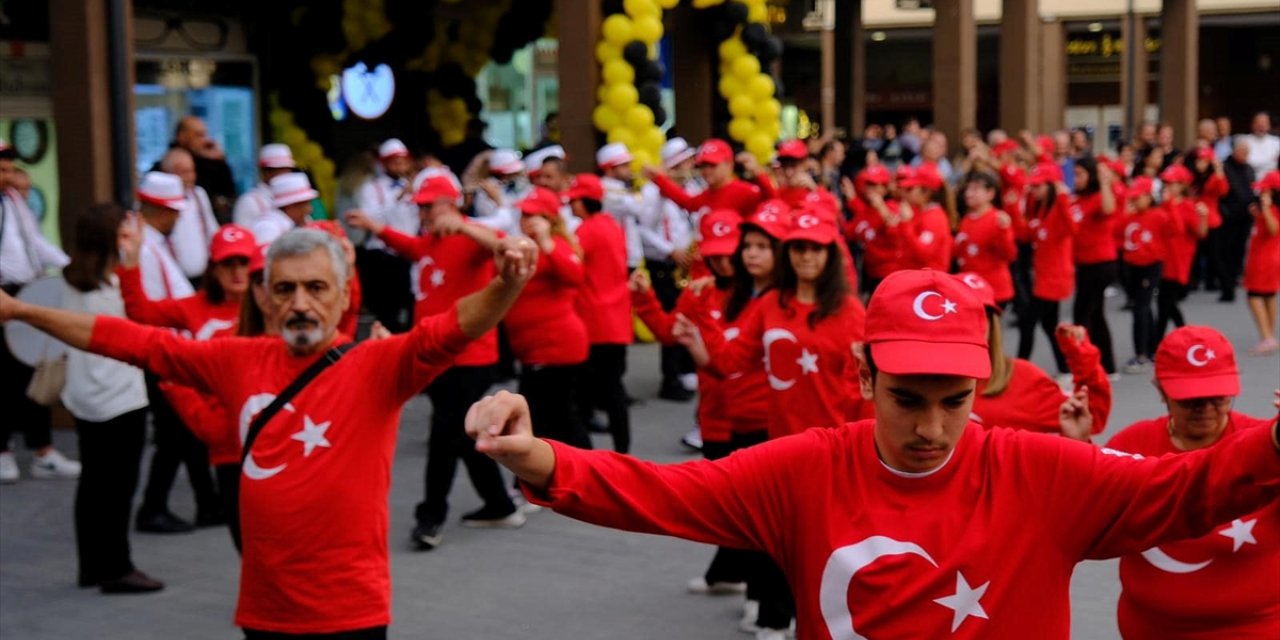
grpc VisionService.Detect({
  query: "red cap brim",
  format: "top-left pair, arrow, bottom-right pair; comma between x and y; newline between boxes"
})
211,246 -> 255,263
871,340 -> 991,379
784,228 -> 839,245
700,237 -> 739,257
1158,373 -> 1240,401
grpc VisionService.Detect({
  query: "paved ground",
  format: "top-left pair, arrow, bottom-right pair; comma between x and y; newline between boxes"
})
1,289 -> 1276,639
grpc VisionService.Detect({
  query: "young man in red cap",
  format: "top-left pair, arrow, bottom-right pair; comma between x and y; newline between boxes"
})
347,175 -> 525,550
644,139 -> 774,220
0,226 -> 538,639
566,174 -> 633,454
464,267 -> 1280,640
1107,326 -> 1280,639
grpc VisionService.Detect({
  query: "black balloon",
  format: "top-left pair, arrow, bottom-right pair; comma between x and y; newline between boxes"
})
602,0 -> 625,16
638,82 -> 662,109
652,105 -> 667,126
623,41 -> 650,66
741,23 -> 767,50
723,2 -> 749,26
637,61 -> 664,83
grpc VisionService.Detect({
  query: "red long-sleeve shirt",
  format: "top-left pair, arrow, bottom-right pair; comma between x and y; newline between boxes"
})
955,209 -> 1017,303
503,236 -> 588,366
1244,204 -> 1280,294
575,213 -> 632,345
1120,207 -> 1175,268
652,174 -> 771,219
893,204 -> 953,273
1192,174 -> 1228,229
846,198 -> 903,281
378,225 -> 498,367
1107,413 -> 1280,639
702,290 -> 866,439
1161,198 -> 1205,285
1071,191 -> 1119,265
972,330 -> 1110,435
88,308 -> 470,634
1019,194 -> 1076,301
526,419 -> 1280,639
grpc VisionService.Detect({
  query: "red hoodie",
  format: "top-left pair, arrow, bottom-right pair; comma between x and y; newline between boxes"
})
972,330 -> 1110,435
1107,413 -> 1280,640
1019,193 -> 1076,301
575,213 -> 632,345
503,236 -> 588,366
652,173 -> 773,219
955,209 -> 1017,303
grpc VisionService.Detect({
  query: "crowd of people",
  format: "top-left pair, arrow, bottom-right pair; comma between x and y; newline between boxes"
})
0,103 -> 1277,640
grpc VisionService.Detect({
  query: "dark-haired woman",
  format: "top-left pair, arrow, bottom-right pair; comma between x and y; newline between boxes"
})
954,171 -> 1017,308
62,204 -> 162,593
1015,163 -> 1076,373
1069,156 -> 1120,375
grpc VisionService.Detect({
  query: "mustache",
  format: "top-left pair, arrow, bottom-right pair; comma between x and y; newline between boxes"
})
284,313 -> 320,328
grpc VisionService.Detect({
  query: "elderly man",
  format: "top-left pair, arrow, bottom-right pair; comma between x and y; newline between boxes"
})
1243,111 -> 1280,176
171,115 -> 237,221
0,228 -> 538,638
233,144 -> 296,228
465,269 -> 1280,640
161,148 -> 219,284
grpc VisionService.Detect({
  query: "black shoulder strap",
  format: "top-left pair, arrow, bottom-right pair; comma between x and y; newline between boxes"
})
241,342 -> 356,464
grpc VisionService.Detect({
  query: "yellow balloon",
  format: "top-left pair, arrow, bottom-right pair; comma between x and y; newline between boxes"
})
728,117 -> 755,142
633,16 -> 663,44
692,0 -> 725,7
593,105 -> 622,131
732,55 -> 760,80
747,133 -> 774,160
747,74 -> 776,99
718,75 -> 741,99
631,149 -> 655,169
728,94 -> 755,118
755,98 -> 781,122
642,127 -> 667,152
282,128 -> 306,148
719,38 -> 747,62
656,0 -> 679,8
598,84 -> 611,104
748,4 -> 768,22
605,83 -> 640,111
608,127 -> 636,150
595,41 -> 622,63
624,0 -> 660,18
603,59 -> 635,85
602,15 -> 634,46
625,104 -> 655,130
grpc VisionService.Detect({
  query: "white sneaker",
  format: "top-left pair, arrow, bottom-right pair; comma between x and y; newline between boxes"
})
0,452 -> 18,484
680,372 -> 699,392
508,488 -> 543,514
739,600 -> 760,633
29,449 -> 81,479
687,576 -> 747,595
756,630 -> 788,640
680,429 -> 703,452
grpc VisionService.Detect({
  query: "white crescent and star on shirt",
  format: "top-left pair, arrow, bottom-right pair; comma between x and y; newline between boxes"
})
761,328 -> 821,391
238,393 -> 334,481
1140,518 -> 1259,574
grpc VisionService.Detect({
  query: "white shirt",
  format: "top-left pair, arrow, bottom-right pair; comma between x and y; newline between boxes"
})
233,183 -> 277,228
0,189 -> 68,287
169,186 -> 218,278
471,181 -> 530,237
637,182 -> 693,262
601,176 -> 652,268
356,175 -> 420,252
250,210 -> 297,246
139,224 -> 195,301
60,276 -> 149,422
1242,132 -> 1280,176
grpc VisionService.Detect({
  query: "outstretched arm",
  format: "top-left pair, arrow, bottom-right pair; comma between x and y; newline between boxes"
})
0,289 -> 95,350
455,235 -> 538,339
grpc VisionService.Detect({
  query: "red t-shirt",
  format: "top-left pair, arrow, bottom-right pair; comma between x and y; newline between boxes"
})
1020,194 -> 1076,301
378,225 -> 498,367
894,204 -> 953,273
503,236 -> 588,366
1244,204 -> 1280,294
704,290 -> 866,439
972,331 -> 1110,435
652,174 -> 770,220
1193,174 -> 1228,229
528,420 -> 1280,639
88,309 -> 470,634
1071,191 -> 1119,265
339,275 -> 362,339
1119,207 -> 1175,268
955,209 -> 1017,303
1107,414 -> 1280,639
1161,198 -> 1203,285
847,198 -> 903,281
575,214 -> 632,345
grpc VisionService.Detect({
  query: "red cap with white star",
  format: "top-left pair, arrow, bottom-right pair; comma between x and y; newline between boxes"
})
1154,326 -> 1239,400
865,269 -> 991,378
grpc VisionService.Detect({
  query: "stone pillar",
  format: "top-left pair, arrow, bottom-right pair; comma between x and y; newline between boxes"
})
1160,0 -> 1198,147
820,28 -> 835,135
931,0 -> 976,146
50,0 -> 129,241
834,0 -> 865,135
999,0 -> 1039,133
671,4 -> 713,145
1121,14 -> 1149,138
1039,19 -> 1066,133
557,0 -> 601,172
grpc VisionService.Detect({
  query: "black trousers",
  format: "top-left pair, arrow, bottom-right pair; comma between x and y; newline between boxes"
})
574,344 -> 631,454
355,247 -> 413,333
215,463 -> 242,553
519,364 -> 592,449
1213,215 -> 1255,299
75,409 -> 147,586
0,321 -> 53,453
1124,263 -> 1163,359
1072,262 -> 1118,374
649,259 -> 694,389
139,376 -> 219,518
243,626 -> 386,640
733,430 -> 795,630
1016,296 -> 1069,374
415,365 -> 514,526
1157,279 -> 1189,339
1011,242 -> 1035,323
700,439 -> 751,586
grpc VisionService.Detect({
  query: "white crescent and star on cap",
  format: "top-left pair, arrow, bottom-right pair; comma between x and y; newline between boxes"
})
912,291 -> 958,322
221,227 -> 247,243
797,214 -> 820,229
712,221 -> 733,237
1186,344 -> 1216,367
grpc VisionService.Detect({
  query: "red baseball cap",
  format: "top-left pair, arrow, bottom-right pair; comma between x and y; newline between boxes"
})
1105,158 -> 1128,179
696,139 -> 734,166
1160,164 -> 1193,184
800,189 -> 841,219
742,199 -> 792,240
1154,326 -> 1239,400
699,209 -> 741,258
413,176 -> 462,205
998,163 -> 1026,189
1036,135 -> 1055,156
865,269 -> 991,378
1253,170 -> 1280,192
776,139 -> 808,161
1125,176 -> 1155,199
1028,162 -> 1063,186
992,140 -> 1020,155
306,220 -> 348,240
1195,146 -> 1215,161
564,173 -> 605,202
859,165 -> 891,185
784,208 -> 839,245
249,243 -> 270,274
519,186 -> 563,217
952,272 -> 998,313
209,224 -> 257,263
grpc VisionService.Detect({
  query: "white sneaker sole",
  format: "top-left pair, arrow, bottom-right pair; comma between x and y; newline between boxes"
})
460,513 -> 527,529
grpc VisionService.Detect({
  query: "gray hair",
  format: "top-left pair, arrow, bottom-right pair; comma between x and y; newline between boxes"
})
159,147 -> 193,171
264,228 -> 349,286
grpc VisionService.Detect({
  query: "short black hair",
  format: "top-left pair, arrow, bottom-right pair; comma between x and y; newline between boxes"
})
579,197 -> 603,214
964,170 -> 1000,192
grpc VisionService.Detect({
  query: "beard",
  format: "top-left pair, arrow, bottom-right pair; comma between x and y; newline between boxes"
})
281,314 -> 326,350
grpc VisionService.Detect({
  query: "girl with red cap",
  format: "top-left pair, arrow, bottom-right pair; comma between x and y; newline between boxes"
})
954,172 -> 1017,307
1185,147 -> 1229,290
893,164 -> 953,273
1118,177 -> 1175,373
841,165 -> 898,294
1156,164 -> 1209,338
1015,163 -> 1075,374
1244,171 -> 1280,355
505,187 -> 591,449
1106,326 -> 1280,640
1069,156 -> 1120,375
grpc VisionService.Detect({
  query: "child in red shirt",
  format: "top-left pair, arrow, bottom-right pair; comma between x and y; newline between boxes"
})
1015,163 -> 1076,373
1245,171 -> 1280,355
1156,165 -> 1210,339
842,165 -> 897,294
1118,177 -> 1175,371
1069,157 -> 1120,375
954,172 -> 1017,306
893,164 -> 953,273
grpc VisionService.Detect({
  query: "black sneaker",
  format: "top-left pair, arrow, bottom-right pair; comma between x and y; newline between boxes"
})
135,510 -> 195,534
411,522 -> 444,551
195,506 -> 227,528
460,505 -> 527,529
659,385 -> 695,402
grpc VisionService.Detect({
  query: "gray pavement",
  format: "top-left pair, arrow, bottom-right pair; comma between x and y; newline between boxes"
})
1,288 -> 1277,640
